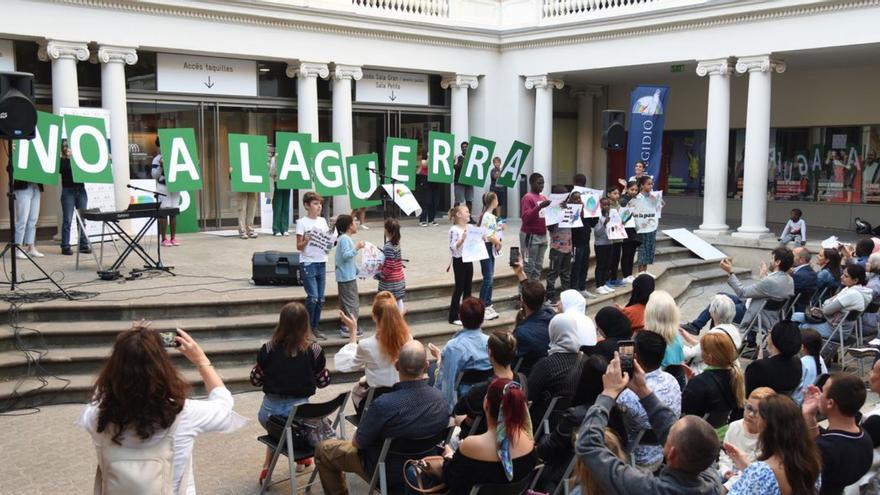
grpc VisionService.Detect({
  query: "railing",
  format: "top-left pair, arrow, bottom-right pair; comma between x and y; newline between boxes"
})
542,0 -> 675,19
352,0 -> 450,17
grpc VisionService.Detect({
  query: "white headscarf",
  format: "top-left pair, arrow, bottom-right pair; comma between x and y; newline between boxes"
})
558,289 -> 598,347
549,313 -> 584,354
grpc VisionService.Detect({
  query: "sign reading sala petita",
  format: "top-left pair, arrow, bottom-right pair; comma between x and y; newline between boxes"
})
157,53 -> 257,97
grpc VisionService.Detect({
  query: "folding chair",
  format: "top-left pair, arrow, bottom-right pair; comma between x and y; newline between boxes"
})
626,430 -> 646,465
849,302 -> 880,376
366,425 -> 452,495
258,391 -> 349,495
739,298 -> 787,358
785,289 -> 815,318
512,357 -> 524,374
533,395 -> 571,443
73,208 -> 120,271
819,310 -> 862,369
469,464 -> 543,495
346,386 -> 392,427
454,368 -> 494,403
552,455 -> 578,495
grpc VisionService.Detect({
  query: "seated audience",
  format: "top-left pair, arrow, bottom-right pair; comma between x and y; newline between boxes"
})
793,263 -> 871,342
559,289 -> 598,346
316,341 -> 449,495
528,312 -> 586,424
616,331 -> 681,472
851,359 -> 880,492
644,290 -> 685,368
862,252 -> 880,338
336,291 -> 412,414
76,324 -> 247,495
802,372 -> 874,495
434,297 -> 492,410
681,331 -> 745,430
680,294 -> 742,373
721,248 -> 794,333
440,378 -> 538,494
724,394 -> 821,495
792,246 -> 819,313
589,306 -> 633,361
680,293 -> 746,336
717,387 -> 777,489
744,320 -> 803,396
576,354 -> 722,494
252,302 -> 330,482
512,264 -> 555,374
620,273 -> 654,331
816,247 -> 842,301
794,328 -> 827,404
453,330 -> 528,439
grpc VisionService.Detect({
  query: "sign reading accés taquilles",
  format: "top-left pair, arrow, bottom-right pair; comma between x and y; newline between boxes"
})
156,53 -> 257,97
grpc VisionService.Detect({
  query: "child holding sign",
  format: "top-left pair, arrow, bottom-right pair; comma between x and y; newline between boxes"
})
378,219 -> 406,313
448,205 -> 473,325
296,192 -> 330,339
478,192 -> 503,320
335,214 -> 364,338
635,176 -> 662,274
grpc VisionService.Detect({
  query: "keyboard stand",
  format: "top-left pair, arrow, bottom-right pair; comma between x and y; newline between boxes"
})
97,216 -> 175,279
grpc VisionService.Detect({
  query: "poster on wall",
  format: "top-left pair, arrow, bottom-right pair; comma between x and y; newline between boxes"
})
863,128 -> 880,203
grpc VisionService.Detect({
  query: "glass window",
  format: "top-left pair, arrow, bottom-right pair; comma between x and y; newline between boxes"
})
126,51 -> 157,90
662,130 -> 705,197
257,61 -> 295,98
14,41 -> 50,86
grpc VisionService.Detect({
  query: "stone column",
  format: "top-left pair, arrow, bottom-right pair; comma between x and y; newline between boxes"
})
571,85 -> 602,185
525,75 -> 564,186
331,64 -> 362,216
695,58 -> 734,237
96,46 -> 138,212
441,75 -> 479,205
38,40 -> 89,237
287,62 -> 328,217
733,55 -> 785,238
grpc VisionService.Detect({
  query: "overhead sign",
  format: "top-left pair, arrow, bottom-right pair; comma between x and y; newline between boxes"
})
0,40 -> 14,71
156,53 -> 257,97
356,70 -> 429,105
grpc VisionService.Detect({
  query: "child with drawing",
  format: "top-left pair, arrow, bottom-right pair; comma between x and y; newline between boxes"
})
296,192 -> 331,339
546,186 -> 577,302
633,175 -> 664,274
603,186 -> 625,289
448,205 -> 473,325
335,214 -> 365,338
378,219 -> 406,313
478,192 -> 503,321
593,197 -> 616,295
617,180 -> 641,283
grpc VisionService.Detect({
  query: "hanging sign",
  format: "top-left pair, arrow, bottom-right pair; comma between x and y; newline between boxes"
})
356,70 -> 429,105
458,136 -> 496,187
158,128 -> 201,192
14,111 -> 62,185
496,140 -> 531,188
156,53 -> 257,97
625,85 -> 669,180
228,133 -> 269,193
346,153 -> 382,209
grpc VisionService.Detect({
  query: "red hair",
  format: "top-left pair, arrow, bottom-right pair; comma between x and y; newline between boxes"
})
372,291 -> 410,361
486,377 -> 528,445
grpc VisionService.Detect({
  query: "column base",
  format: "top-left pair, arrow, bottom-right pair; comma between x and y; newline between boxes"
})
694,224 -> 729,238
731,228 -> 774,240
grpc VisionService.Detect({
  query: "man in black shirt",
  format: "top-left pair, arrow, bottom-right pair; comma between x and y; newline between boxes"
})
58,139 -> 90,255
803,372 -> 873,495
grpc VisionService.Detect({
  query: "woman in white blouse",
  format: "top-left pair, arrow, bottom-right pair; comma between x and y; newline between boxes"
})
78,324 -> 247,495
337,291 -> 413,413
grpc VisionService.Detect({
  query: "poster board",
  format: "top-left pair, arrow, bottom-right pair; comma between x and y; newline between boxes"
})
662,228 -> 727,261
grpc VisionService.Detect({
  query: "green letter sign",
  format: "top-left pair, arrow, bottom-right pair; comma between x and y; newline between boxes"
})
228,133 -> 269,193
497,140 -> 532,188
15,111 -> 62,185
385,137 -> 418,190
311,142 -> 347,197
275,132 -> 312,190
346,153 -> 382,209
458,136 -> 496,187
64,114 -> 113,184
159,128 -> 201,192
427,131 -> 454,184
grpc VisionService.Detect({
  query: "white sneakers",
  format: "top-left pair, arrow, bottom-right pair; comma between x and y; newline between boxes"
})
580,290 -> 599,299
622,275 -> 636,284
484,306 -> 500,320
596,285 -> 616,295
28,247 -> 44,258
452,319 -> 463,326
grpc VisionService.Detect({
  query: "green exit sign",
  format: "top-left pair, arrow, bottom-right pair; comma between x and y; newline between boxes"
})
670,64 -> 686,73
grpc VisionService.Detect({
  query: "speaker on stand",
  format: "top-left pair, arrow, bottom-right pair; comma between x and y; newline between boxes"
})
601,110 -> 626,150
0,71 -> 71,298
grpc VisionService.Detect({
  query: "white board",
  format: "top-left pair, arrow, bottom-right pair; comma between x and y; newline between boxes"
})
356,70 -> 429,105
0,39 -> 14,71
662,228 -> 727,261
156,53 -> 257,97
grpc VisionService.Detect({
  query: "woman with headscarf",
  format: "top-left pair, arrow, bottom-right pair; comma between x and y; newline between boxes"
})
528,312 -> 585,428
559,289 -> 598,346
588,306 -> 633,361
618,273 -> 654,331
744,320 -> 803,396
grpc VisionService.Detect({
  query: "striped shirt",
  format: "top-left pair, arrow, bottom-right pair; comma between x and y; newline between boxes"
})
379,242 -> 405,283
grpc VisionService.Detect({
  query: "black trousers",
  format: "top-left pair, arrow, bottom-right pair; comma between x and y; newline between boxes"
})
620,228 -> 639,278
594,245 -> 614,288
449,257 -> 473,323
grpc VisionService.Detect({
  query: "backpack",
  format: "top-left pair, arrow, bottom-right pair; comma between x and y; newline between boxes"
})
92,414 -> 189,495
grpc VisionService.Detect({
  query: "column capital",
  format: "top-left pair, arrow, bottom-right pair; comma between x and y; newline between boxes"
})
440,74 -> 479,90
331,64 -> 363,81
286,62 -> 329,80
524,75 -> 564,91
735,55 -> 786,75
37,40 -> 89,62
569,85 -> 603,99
696,58 -> 735,77
92,45 -> 138,65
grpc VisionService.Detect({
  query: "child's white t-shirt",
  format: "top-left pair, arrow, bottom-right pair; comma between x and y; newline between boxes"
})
296,216 -> 330,264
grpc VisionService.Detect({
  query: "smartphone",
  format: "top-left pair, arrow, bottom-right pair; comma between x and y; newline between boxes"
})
158,330 -> 180,348
509,246 -> 520,267
617,339 -> 635,375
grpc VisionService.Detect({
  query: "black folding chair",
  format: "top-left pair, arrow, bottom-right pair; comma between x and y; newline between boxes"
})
552,455 -> 578,495
663,364 -> 687,391
739,298 -> 787,357
367,424 -> 453,495
258,391 -> 349,495
346,386 -> 392,427
454,368 -> 494,403
533,395 -> 571,443
468,464 -> 543,495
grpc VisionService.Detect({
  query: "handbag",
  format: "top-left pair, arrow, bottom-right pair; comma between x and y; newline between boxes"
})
403,455 -> 447,494
805,306 -> 826,324
249,364 -> 265,387
266,415 -> 336,450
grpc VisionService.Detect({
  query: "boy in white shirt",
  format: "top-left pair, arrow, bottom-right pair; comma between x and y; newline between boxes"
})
779,208 -> 807,247
296,192 -> 330,339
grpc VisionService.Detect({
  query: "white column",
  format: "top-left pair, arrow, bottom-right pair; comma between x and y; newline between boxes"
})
441,74 -> 479,203
571,86 -> 602,184
96,46 -> 138,212
287,62 -> 328,217
695,58 -> 734,237
525,75 -> 564,186
331,64 -> 362,217
733,55 -> 785,238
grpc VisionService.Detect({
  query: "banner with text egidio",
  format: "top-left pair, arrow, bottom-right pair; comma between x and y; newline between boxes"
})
625,85 -> 669,180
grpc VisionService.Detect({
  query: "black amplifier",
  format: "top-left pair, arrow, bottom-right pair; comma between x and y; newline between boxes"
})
252,251 -> 300,286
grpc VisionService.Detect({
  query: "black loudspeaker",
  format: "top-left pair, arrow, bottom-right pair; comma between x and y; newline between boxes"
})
601,110 -> 626,150
252,251 -> 301,286
0,71 -> 37,139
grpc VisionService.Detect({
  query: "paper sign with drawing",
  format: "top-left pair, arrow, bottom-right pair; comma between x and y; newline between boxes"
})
607,209 -> 628,240
559,203 -> 584,228
462,224 -> 489,262
540,193 -> 571,226
303,229 -> 338,259
633,192 -> 662,233
357,242 -> 385,279
572,186 -> 603,218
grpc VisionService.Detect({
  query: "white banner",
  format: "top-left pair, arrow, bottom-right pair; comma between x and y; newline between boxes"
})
157,53 -> 257,97
356,70 -> 429,105
0,39 -> 14,71
381,183 -> 422,217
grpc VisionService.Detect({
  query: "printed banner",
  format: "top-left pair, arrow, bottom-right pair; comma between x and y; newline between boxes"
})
428,131 -> 454,184
311,142 -> 347,197
458,136 -> 496,187
159,128 -> 202,192
496,140 -> 532,189
462,224 -> 489,263
275,132 -> 313,190
625,85 -> 669,180
14,111 -> 62,185
381,183 -> 421,217
385,137 -> 418,190
229,133 -> 269,193
64,114 -> 114,184
346,153 -> 381,209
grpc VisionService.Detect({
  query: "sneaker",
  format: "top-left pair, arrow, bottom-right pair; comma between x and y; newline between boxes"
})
452,319 -> 463,326
430,221 -> 439,226
170,238 -> 180,246
162,239 -> 173,247
360,224 -> 370,230
580,290 -> 598,299
282,231 -> 290,236
421,222 -> 429,227
603,284 -> 616,293
484,307 -> 499,321
596,286 -> 612,295
239,233 -> 249,239
274,232 -> 282,237
313,330 -> 328,341
622,275 -> 636,284
28,247 -> 44,258
61,247 -> 73,256
339,326 -> 364,338
848,347 -> 880,360
15,250 -> 26,259
608,279 -> 624,287
248,232 -> 258,239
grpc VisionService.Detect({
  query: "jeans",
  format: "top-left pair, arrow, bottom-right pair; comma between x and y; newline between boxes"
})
301,262 -> 326,331
257,394 -> 308,430
519,232 -> 548,282
61,187 -> 88,250
449,257 -> 473,323
479,243 -> 495,306
792,312 -> 835,339
13,184 -> 40,245
689,293 -> 746,331
272,186 -> 290,234
572,244 -> 590,291
417,176 -> 438,223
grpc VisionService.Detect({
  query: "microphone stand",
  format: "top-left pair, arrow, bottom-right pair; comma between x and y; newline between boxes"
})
366,168 -> 399,245
126,183 -> 170,271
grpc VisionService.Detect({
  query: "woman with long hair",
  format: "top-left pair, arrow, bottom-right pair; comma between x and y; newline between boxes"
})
681,331 -> 745,429
572,429 -> 627,495
726,394 -> 822,495
253,302 -> 330,483
644,290 -> 685,367
816,247 -> 842,301
619,273 -> 654,331
441,378 -> 537,493
76,323 -> 246,494
337,291 -> 413,413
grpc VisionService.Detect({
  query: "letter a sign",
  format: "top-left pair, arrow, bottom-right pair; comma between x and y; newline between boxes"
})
159,128 -> 202,192
228,133 -> 269,193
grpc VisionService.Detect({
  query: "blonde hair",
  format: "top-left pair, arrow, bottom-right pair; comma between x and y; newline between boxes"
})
448,204 -> 468,223
644,290 -> 679,344
575,428 -> 626,494
701,332 -> 745,408
749,386 -> 776,402
372,291 -> 411,361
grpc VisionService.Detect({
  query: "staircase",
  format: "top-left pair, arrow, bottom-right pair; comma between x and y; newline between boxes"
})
0,236 -> 749,408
